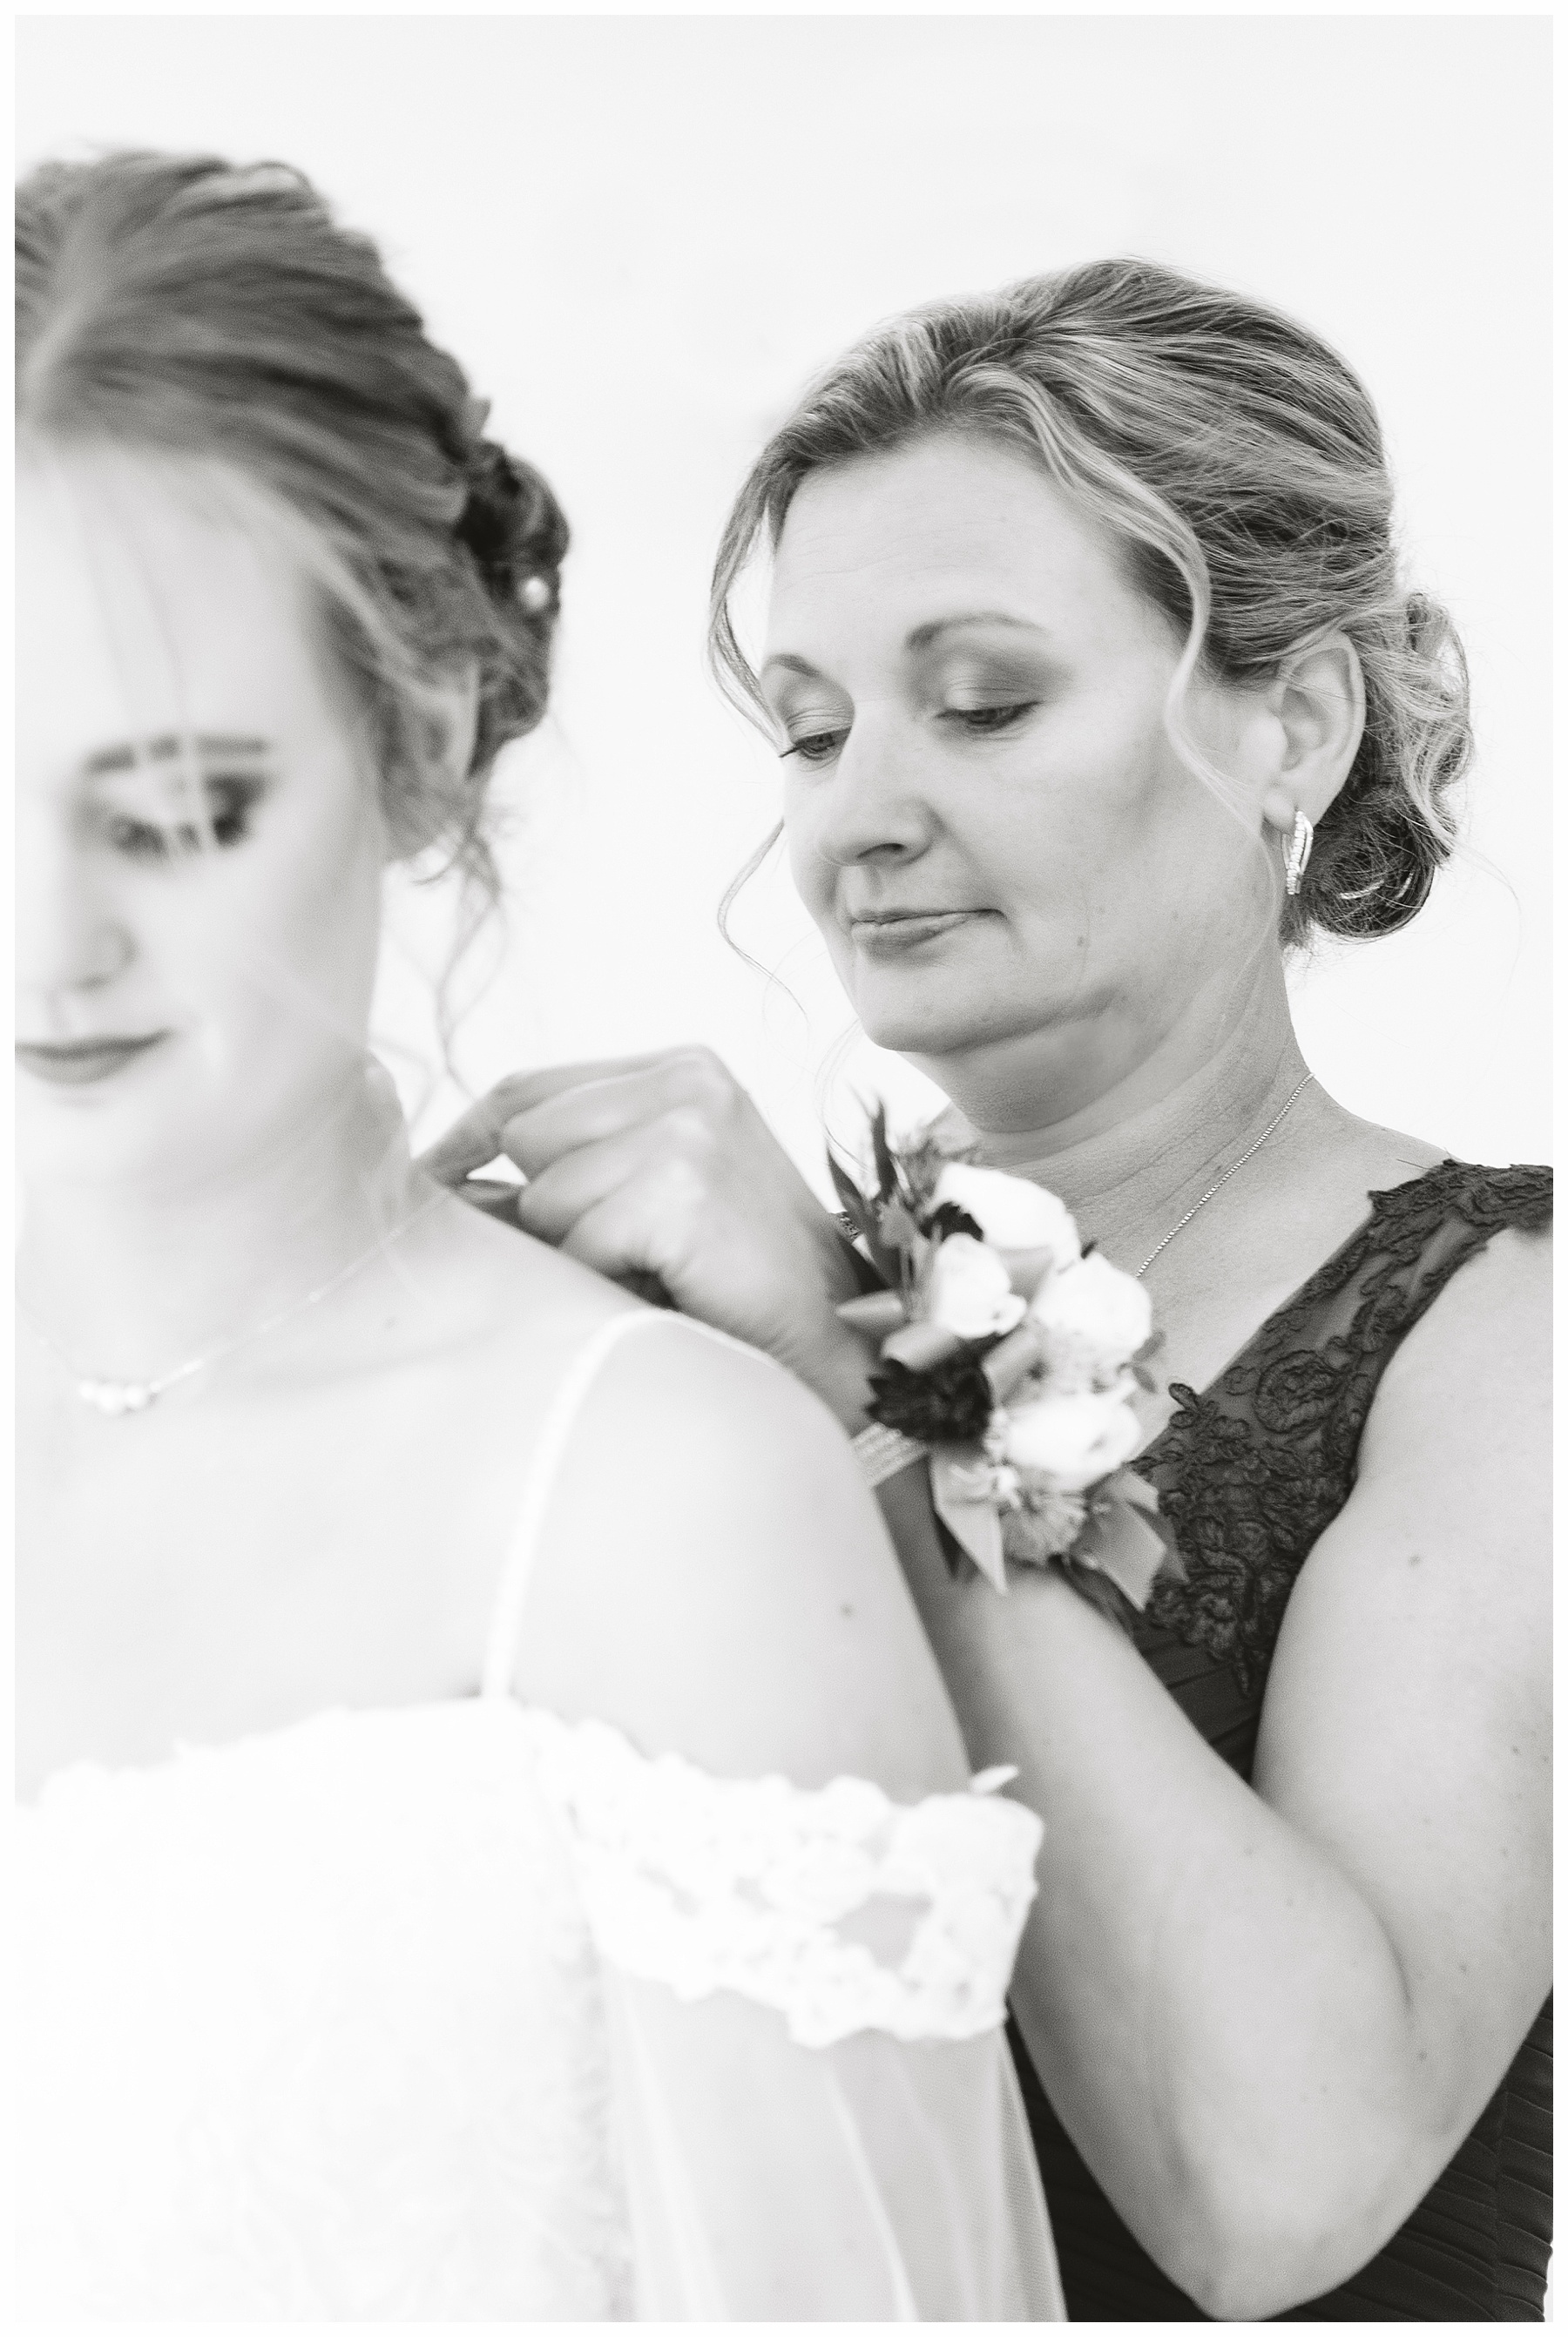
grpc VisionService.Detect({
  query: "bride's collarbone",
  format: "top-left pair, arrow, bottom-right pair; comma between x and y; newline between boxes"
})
17,1257 -> 633,1790
19,1393 -> 498,1790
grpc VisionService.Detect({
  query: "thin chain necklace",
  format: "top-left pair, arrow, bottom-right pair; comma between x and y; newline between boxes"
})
18,1192 -> 444,1418
1130,1071 -> 1315,1279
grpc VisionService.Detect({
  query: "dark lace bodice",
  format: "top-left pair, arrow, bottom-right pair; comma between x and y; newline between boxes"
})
1134,1158 -> 1553,1708
1011,1158 -> 1553,2320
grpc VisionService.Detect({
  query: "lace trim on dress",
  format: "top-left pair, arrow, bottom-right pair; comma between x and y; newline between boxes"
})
524,1709 -> 1043,2050
1132,1161 -> 1552,1698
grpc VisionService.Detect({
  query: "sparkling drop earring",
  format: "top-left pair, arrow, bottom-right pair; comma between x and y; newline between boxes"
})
1281,807 -> 1314,897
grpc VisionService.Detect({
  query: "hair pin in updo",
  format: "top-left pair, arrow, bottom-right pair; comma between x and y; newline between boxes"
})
517,575 -> 554,614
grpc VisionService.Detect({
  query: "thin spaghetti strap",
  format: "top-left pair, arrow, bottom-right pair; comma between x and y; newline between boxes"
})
480,1307 -> 672,1702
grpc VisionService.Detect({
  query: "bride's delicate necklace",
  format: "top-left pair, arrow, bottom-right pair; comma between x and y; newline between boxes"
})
19,1192 -> 443,1418
1130,1071 -> 1315,1279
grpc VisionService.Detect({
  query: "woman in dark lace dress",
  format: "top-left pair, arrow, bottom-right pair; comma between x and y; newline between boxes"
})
427,264 -> 1551,2318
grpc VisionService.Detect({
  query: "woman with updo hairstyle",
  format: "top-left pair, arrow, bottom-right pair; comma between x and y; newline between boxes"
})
15,152 -> 1067,2320
19,152 -> 567,897
435,260 -> 1551,2320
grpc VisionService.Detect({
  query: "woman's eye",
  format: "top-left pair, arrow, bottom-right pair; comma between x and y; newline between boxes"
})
98,777 -> 263,861
206,780 -> 260,846
781,729 -> 848,767
104,815 -> 176,861
941,702 -> 1038,735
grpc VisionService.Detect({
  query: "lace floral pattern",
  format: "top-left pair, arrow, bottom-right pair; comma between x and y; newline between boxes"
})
525,1710 -> 1044,2049
1132,1162 -> 1551,1699
19,1697 -> 1047,2320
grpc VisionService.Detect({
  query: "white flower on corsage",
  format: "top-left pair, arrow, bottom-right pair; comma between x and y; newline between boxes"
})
932,1164 -> 1081,1267
1027,1253 -> 1152,1392
832,1107 -> 1181,1624
1000,1386 -> 1145,1491
925,1235 -> 1028,1340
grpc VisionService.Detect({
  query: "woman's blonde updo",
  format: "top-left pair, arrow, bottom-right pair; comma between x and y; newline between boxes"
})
711,259 -> 1470,944
16,149 -> 569,909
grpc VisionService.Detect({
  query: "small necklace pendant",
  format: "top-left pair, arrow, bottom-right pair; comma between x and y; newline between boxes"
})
78,1379 -> 157,1418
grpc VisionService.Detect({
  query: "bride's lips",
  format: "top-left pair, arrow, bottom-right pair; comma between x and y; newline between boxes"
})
846,909 -> 989,956
16,1033 -> 172,1087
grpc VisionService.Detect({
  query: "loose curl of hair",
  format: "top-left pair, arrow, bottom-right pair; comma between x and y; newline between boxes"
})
711,260 -> 1470,946
16,149 -> 569,924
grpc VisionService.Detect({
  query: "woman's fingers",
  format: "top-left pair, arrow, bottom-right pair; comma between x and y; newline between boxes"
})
497,1059 -> 725,1180
454,1177 -> 530,1224
416,1049 -> 743,1184
422,1048 -> 861,1391
557,1171 -> 712,1295
415,1052 -> 677,1182
511,1118 -> 691,1247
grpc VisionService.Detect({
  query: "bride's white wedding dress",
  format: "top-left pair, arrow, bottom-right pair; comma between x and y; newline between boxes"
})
17,1310 -> 1064,2321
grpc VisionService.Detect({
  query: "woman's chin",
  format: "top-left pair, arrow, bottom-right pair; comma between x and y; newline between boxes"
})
17,1075 -> 243,1199
855,987 -> 1000,1063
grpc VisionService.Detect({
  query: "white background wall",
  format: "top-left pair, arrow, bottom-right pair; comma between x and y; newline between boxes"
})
19,11 -> 1552,1189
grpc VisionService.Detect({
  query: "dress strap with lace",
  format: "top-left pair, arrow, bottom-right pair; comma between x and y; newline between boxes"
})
478,1302 -> 1045,2052
1132,1158 -> 1552,1707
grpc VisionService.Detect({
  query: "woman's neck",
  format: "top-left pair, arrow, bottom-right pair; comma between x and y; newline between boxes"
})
17,1063 -> 430,1383
929,955 -> 1310,1262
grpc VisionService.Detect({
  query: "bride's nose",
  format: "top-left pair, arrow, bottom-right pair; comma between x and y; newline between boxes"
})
810,711 -> 935,868
17,806 -> 135,1003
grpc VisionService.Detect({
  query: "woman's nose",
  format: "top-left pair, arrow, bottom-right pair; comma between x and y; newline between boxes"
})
17,811 -> 135,1002
811,712 -> 934,868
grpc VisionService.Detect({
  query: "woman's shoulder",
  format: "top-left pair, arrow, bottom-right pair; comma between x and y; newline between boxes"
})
1330,1103 -> 1550,1219
1318,1108 -> 1551,1409
1303,1104 -> 1550,1273
1355,1158 -> 1550,1490
385,1182 -> 650,1374
513,1305 -> 970,1799
422,1200 -> 854,1462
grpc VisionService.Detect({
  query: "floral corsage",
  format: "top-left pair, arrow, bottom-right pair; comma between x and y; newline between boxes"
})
832,1115 -> 1183,1627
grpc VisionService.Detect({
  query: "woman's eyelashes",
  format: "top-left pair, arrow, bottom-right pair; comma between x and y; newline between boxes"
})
781,726 -> 848,766
779,699 -> 1040,767
940,700 -> 1039,735
92,773 -> 269,862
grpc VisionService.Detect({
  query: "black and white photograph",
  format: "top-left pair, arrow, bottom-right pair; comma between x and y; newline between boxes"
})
14,10 -> 1552,2322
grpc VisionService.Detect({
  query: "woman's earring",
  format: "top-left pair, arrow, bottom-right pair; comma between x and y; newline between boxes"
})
1282,807 -> 1314,897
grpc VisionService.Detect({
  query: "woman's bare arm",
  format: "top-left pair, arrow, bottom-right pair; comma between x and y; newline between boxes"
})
892,1226 -> 1550,2317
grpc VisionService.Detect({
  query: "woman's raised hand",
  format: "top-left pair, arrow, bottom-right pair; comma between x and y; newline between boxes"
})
417,1049 -> 875,1426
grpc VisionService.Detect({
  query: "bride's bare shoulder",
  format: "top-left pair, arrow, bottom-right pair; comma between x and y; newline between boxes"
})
404,1201 -> 967,1797
394,1185 -> 645,1365
514,1309 -> 970,1800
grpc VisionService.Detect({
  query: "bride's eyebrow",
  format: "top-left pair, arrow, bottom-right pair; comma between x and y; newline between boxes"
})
82,734 -> 274,780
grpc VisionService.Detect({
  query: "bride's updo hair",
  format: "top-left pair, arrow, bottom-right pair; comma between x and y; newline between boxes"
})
712,260 -> 1470,944
15,149 -> 569,907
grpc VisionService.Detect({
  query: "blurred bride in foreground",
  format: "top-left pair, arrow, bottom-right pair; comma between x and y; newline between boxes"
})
14,151 -> 1062,2321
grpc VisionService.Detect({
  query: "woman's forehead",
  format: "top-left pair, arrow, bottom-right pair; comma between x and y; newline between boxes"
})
765,438 -> 1149,664
17,449 -> 325,775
